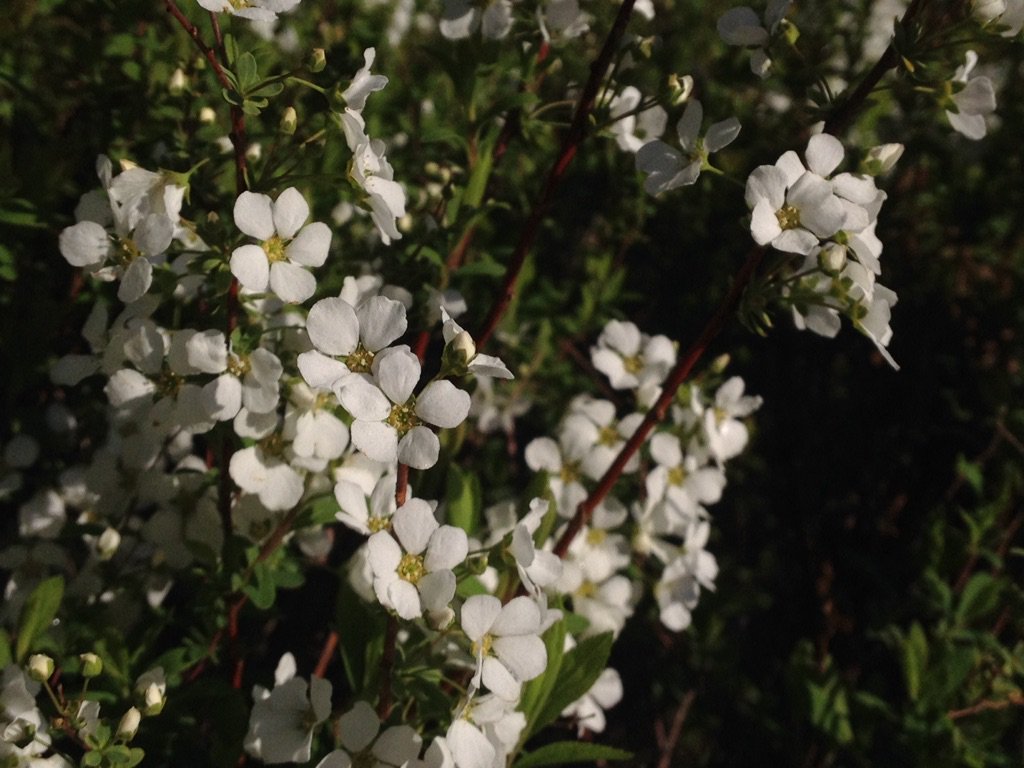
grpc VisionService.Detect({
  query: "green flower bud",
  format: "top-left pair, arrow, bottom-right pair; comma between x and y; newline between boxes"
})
80,653 -> 103,678
309,48 -> 327,73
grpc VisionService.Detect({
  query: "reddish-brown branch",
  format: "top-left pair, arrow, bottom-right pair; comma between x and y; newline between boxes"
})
948,691 -> 1024,721
396,463 -> 410,506
656,690 -> 697,768
554,249 -> 764,558
313,630 -> 339,679
474,0 -> 637,351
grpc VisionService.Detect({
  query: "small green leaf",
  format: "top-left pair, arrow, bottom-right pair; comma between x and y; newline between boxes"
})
519,619 -> 566,743
244,563 -> 276,610
236,52 -> 259,91
533,632 -> 614,733
446,465 -> 481,534
16,575 -> 64,662
903,622 -> 928,701
956,573 -> 1001,626
82,749 -> 103,766
514,742 -> 632,767
0,629 -> 11,668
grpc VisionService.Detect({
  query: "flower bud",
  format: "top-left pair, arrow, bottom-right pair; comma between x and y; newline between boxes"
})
27,654 -> 54,682
96,527 -> 121,561
199,106 -> 217,124
818,243 -> 847,274
246,143 -> 262,162
309,48 -> 327,73
861,143 -> 904,175
140,682 -> 166,716
668,74 -> 693,106
972,0 -> 1006,24
451,331 -> 476,363
169,67 -> 187,95
79,653 -> 103,678
117,707 -> 141,741
710,353 -> 731,375
280,106 -> 297,136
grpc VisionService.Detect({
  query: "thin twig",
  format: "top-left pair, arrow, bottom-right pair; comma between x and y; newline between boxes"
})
377,616 -> 399,719
656,690 -> 696,768
948,691 -> 1024,720
313,631 -> 339,679
474,0 -> 637,350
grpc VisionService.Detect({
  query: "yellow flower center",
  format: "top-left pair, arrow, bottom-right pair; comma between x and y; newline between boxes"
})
262,235 -> 287,263
259,433 -> 285,457
586,528 -> 607,546
386,402 -> 419,436
576,580 -> 597,598
368,516 -> 391,534
597,425 -> 620,447
116,238 -> 142,267
471,633 -> 494,657
397,552 -> 425,584
623,354 -> 644,374
559,462 -> 580,484
668,465 -> 687,486
227,353 -> 251,377
775,204 -> 801,230
345,344 -> 375,374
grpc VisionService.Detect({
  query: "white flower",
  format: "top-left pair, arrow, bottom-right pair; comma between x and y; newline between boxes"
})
568,396 -> 644,480
338,347 -> 471,470
655,519 -> 718,631
561,663 -> 622,735
343,49 -> 389,111
717,1 -> 792,77
461,595 -> 547,701
366,498 -> 468,621
509,498 -> 562,595
636,100 -> 740,194
440,0 -> 513,39
646,433 -> 726,519
335,472 -> 397,535
229,445 -> 304,511
244,653 -> 332,764
608,86 -> 667,154
946,51 -> 997,140
315,700 -> 424,768
701,377 -> 762,463
187,331 -> 283,419
229,188 -> 331,303
298,295 -> 408,392
197,0 -> 301,22
470,377 -> 532,435
746,133 -> 849,255
590,320 -> 676,392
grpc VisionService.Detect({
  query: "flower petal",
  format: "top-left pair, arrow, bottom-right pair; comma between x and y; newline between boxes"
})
234,191 -> 275,240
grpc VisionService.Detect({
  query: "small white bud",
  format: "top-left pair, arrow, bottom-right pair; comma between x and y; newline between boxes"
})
862,143 -> 904,175
141,682 -> 166,716
199,106 -> 217,124
818,243 -> 847,274
668,73 -> 694,106
246,143 -> 262,162
309,48 -> 327,73
169,67 -> 187,95
117,707 -> 141,741
451,331 -> 476,363
27,654 -> 54,682
96,527 -> 121,560
280,106 -> 297,135
972,0 -> 1006,24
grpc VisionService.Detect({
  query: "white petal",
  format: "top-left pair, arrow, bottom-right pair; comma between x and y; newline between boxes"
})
393,500 -> 438,555
230,245 -> 270,292
337,701 -> 380,753
717,7 -> 768,45
416,381 -> 470,429
675,100 -> 703,151
60,221 -> 110,267
425,525 -> 468,571
367,530 -> 403,575
307,297 -> 360,356
297,350 -> 350,391
376,347 -> 420,405
351,420 -> 398,463
704,117 -> 741,153
524,437 -> 561,473
749,199 -> 781,245
202,374 -> 242,421
269,261 -> 316,304
804,133 -> 844,177
272,188 -> 310,240
482,657 -> 520,700
287,222 -> 331,267
493,634 -> 546,681
118,259 -> 153,303
234,191 -> 275,240
460,594 -> 501,641
492,596 -> 540,635
187,330 -> 228,373
357,295 -> 408,352
372,725 -> 423,767
397,427 -> 440,470
418,570 -> 456,614
339,376 -> 391,420
447,721 -> 494,768
388,579 -> 422,619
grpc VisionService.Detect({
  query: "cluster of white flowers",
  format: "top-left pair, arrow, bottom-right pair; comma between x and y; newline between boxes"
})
746,133 -> 902,367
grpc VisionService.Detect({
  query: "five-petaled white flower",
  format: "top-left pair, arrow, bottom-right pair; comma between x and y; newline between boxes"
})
338,347 -> 471,470
367,498 -> 468,621
461,595 -> 547,701
230,187 -> 331,304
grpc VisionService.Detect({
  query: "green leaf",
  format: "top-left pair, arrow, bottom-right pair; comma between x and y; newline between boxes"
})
244,563 -> 276,610
82,749 -> 103,766
0,629 -> 11,668
903,622 -> 928,701
235,52 -> 259,91
956,573 -> 1001,626
16,575 -> 64,661
446,465 -> 481,534
955,453 -> 983,495
519,618 -> 566,744
514,742 -> 632,767
336,580 -> 384,692
533,632 -> 615,734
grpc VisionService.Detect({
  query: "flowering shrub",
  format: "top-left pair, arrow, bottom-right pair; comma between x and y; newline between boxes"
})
1,0 -> 1023,766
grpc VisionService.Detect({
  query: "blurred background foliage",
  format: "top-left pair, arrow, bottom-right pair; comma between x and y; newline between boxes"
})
1,0 -> 1022,765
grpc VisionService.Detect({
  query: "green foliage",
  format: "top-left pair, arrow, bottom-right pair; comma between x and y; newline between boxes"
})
15,575 -> 64,662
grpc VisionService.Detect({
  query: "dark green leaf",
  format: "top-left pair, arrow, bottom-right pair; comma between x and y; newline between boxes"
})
533,632 -> 615,734
514,741 -> 632,767
16,575 -> 64,661
446,464 -> 481,534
